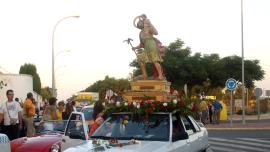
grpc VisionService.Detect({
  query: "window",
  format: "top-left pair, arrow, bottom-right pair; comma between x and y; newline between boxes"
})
188,116 -> 200,132
181,116 -> 195,135
92,114 -> 170,141
172,114 -> 182,141
65,113 -> 85,139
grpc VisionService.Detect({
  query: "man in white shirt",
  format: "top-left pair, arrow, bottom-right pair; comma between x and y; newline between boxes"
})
0,90 -> 23,140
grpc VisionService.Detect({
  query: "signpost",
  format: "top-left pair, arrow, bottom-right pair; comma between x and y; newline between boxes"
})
226,78 -> 237,126
254,88 -> 263,120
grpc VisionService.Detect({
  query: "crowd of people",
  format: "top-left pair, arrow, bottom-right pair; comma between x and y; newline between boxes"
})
0,89 -> 77,141
198,98 -> 223,125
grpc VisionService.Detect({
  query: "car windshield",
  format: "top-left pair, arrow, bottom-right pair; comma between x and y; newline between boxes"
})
91,113 -> 170,141
37,120 -> 67,134
81,107 -> 93,121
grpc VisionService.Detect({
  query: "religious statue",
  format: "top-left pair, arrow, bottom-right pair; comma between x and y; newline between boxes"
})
131,14 -> 166,80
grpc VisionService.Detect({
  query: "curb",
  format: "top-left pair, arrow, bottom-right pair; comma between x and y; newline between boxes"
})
206,128 -> 270,131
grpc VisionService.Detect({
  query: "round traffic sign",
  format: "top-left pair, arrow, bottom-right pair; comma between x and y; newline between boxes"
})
226,78 -> 237,91
254,88 -> 263,97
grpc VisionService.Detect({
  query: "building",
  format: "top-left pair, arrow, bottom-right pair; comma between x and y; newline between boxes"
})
0,74 -> 33,103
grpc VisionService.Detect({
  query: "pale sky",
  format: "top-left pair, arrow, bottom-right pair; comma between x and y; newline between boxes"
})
0,0 -> 269,100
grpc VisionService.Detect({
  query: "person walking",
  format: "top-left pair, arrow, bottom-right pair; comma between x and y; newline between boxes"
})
22,92 -> 36,137
212,100 -> 223,124
0,90 -> 23,140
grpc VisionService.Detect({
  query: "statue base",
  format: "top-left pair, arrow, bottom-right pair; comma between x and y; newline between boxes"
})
123,80 -> 171,102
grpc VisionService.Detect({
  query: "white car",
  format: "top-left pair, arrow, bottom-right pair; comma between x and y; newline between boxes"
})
63,111 -> 210,152
0,133 -> 10,152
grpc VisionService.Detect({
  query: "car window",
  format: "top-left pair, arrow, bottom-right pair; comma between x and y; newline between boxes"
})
188,116 -> 201,132
92,114 -> 170,141
37,120 -> 67,134
181,116 -> 195,135
65,113 -> 85,138
172,114 -> 183,141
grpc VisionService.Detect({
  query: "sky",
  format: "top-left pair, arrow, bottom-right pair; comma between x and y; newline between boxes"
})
0,0 -> 269,100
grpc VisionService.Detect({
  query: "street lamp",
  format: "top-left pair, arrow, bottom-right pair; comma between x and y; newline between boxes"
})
55,50 -> 71,58
241,0 -> 246,125
52,15 -> 79,97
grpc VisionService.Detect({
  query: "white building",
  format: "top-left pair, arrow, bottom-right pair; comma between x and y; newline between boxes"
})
0,74 -> 33,103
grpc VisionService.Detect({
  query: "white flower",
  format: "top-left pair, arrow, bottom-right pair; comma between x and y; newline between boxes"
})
124,102 -> 128,106
173,99 -> 177,104
136,104 -> 140,109
133,102 -> 137,106
163,103 -> 168,107
116,101 -> 121,107
102,102 -> 106,106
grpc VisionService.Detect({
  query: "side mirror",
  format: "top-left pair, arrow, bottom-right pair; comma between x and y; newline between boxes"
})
172,132 -> 189,142
69,130 -> 86,140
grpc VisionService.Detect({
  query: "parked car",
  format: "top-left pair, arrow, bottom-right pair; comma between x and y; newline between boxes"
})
11,120 -> 71,152
63,111 -> 211,152
80,105 -> 94,121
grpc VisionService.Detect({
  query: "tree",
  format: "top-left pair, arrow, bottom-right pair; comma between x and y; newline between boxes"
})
218,56 -> 264,88
130,39 -> 265,96
0,80 -> 7,89
40,86 -> 52,101
19,63 -> 41,94
85,76 -> 130,100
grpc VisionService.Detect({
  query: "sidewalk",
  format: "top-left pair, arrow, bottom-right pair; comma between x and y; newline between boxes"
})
205,113 -> 270,130
227,113 -> 270,120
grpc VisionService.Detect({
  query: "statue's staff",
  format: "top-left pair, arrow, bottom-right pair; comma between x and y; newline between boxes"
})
123,38 -> 139,58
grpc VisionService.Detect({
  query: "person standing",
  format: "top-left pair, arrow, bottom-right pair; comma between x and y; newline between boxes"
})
0,90 -> 22,140
56,101 -> 65,120
22,92 -> 36,137
212,100 -> 223,124
208,103 -> 213,124
43,97 -> 58,121
62,102 -> 74,120
199,98 -> 208,125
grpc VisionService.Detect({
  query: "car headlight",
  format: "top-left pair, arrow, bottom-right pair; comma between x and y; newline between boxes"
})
51,144 -> 60,152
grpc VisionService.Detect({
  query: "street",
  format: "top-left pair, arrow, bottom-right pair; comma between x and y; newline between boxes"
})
208,130 -> 270,152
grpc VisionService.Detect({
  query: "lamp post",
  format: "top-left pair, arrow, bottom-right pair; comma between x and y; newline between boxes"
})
52,16 -> 79,97
241,0 -> 246,125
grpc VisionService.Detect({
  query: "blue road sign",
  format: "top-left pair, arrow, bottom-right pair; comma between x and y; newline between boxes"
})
226,78 -> 237,91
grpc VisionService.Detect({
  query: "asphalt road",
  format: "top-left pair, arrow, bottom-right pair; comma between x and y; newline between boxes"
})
208,130 -> 270,152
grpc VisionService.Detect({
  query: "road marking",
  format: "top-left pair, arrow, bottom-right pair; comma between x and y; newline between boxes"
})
210,146 -> 246,152
237,138 -> 270,144
209,141 -> 269,152
209,137 -> 270,149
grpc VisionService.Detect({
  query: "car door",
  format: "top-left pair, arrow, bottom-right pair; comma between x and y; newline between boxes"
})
61,112 -> 89,151
188,116 -> 208,150
187,116 -> 206,151
181,116 -> 201,152
171,113 -> 190,152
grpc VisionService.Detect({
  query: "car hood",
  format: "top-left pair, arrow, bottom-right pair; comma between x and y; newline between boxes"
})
64,139 -> 172,152
11,134 -> 62,152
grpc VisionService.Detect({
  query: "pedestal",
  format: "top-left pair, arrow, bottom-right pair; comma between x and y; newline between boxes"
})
123,80 -> 171,102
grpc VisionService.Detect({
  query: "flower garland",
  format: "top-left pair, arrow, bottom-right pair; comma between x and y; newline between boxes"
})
92,139 -> 139,150
103,97 -> 194,116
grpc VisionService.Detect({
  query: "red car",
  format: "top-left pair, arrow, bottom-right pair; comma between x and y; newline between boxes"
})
11,108 -> 92,152
11,120 -> 65,152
